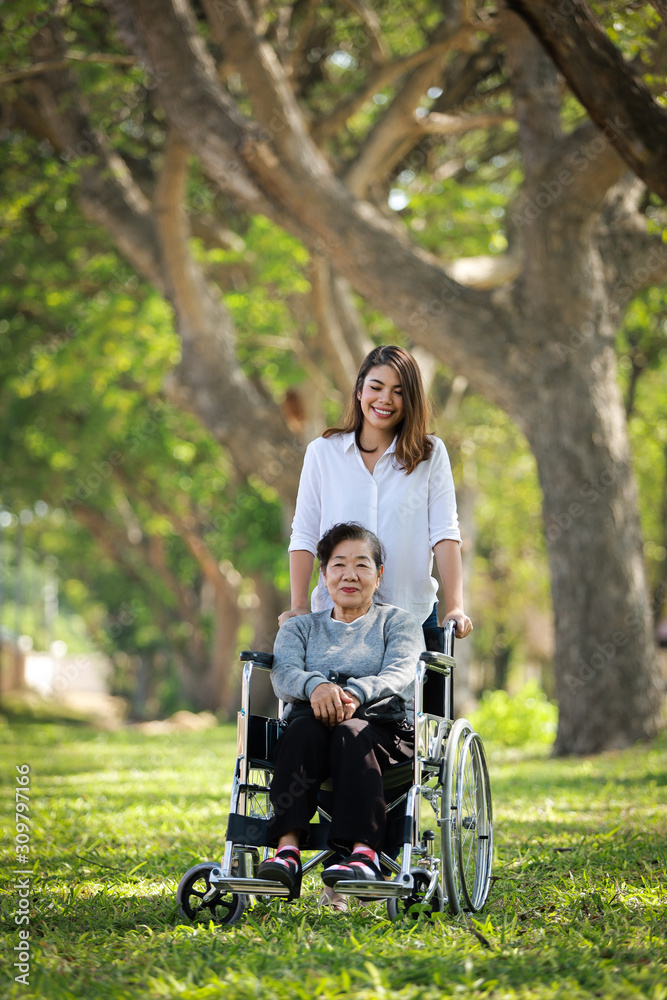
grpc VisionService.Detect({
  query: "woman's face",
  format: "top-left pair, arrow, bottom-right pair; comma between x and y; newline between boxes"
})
358,364 -> 405,435
322,538 -> 383,617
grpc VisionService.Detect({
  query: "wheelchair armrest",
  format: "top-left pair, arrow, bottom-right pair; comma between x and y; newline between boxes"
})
420,650 -> 453,673
240,650 -> 274,669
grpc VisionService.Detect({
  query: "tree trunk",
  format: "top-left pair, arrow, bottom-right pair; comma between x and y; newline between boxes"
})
199,584 -> 243,717
246,573 -> 285,718
522,341 -> 663,753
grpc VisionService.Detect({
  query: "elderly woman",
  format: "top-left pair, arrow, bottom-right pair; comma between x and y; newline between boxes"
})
256,521 -> 425,899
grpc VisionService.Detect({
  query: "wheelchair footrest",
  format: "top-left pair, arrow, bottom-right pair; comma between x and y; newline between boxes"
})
332,876 -> 414,899
213,876 -> 292,897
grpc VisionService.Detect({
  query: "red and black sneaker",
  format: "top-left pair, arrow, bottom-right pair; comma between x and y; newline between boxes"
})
256,847 -> 302,900
321,850 -> 383,887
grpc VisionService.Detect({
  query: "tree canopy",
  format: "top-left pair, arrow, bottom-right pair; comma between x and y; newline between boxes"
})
0,0 -> 665,750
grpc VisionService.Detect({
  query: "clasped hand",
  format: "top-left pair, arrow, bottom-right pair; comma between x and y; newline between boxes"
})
310,682 -> 360,728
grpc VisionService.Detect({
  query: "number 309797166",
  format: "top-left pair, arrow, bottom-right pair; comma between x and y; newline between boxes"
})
15,765 -> 30,859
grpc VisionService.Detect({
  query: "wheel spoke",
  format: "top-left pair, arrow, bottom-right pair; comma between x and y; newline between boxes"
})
455,734 -> 493,912
442,719 -> 474,914
247,768 -> 273,822
441,723 -> 493,914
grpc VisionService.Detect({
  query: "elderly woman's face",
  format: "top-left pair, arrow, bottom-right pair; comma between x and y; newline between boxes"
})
322,538 -> 382,615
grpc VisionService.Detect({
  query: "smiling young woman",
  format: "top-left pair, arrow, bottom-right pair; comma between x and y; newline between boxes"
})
280,344 -> 472,637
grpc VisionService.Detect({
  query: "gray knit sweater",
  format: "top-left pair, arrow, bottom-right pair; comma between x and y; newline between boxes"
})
271,603 -> 425,714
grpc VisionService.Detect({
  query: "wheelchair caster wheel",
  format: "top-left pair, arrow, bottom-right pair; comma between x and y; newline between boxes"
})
386,869 -> 444,920
177,862 -> 246,926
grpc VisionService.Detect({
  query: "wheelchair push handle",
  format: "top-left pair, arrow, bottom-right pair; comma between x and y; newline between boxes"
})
443,619 -> 456,658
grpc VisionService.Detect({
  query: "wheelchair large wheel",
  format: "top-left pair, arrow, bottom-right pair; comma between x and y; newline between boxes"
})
386,868 -> 444,920
177,862 -> 246,926
441,720 -> 493,914
246,767 -> 273,824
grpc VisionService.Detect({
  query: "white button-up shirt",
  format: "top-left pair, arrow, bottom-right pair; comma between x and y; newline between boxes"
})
289,432 -> 461,622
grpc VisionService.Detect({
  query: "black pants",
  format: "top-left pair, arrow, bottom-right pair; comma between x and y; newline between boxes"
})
266,708 -> 413,853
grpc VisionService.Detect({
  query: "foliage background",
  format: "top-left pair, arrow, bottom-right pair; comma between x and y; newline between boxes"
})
0,0 -> 666,720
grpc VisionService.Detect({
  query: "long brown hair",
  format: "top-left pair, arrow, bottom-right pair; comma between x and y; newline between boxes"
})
323,345 -> 434,474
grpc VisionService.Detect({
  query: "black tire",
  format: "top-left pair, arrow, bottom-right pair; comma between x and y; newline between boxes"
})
456,733 -> 493,912
386,868 -> 444,920
177,862 -> 246,926
442,721 -> 493,914
442,718 -> 474,914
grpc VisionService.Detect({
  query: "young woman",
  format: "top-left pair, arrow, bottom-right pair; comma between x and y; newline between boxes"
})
280,344 -> 472,636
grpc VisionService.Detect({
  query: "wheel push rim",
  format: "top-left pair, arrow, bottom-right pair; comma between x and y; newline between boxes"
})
456,733 -> 493,912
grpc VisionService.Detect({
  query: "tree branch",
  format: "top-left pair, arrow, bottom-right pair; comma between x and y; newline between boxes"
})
595,180 -> 667,304
24,27 -> 164,289
501,8 -> 561,177
330,274 -> 373,369
544,121 -> 629,215
152,129 -> 302,495
418,109 -> 513,136
201,0 -> 324,172
341,0 -> 390,63
502,10 -> 627,315
344,19 -> 477,195
120,0 -> 521,408
0,52 -> 136,86
284,0 -> 320,78
309,259 -> 362,394
311,33 -> 476,144
649,0 -> 667,25
506,0 -> 667,201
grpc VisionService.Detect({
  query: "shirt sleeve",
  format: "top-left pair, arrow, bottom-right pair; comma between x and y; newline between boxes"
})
270,618 -> 329,703
343,610 -> 424,706
288,440 -> 322,556
428,438 -> 461,547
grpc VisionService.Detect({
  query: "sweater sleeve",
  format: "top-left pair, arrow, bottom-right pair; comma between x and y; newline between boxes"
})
343,610 -> 424,706
270,618 -> 329,703
288,440 -> 322,555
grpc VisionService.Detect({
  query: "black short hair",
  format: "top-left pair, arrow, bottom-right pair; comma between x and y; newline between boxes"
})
316,522 -> 384,570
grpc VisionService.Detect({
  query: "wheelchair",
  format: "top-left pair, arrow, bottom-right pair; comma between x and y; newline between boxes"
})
177,619 -> 493,924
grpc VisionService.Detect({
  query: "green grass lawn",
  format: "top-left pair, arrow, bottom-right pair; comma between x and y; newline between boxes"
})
1,713 -> 665,1000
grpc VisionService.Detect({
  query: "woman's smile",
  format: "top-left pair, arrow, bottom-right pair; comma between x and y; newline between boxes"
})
358,365 -> 405,438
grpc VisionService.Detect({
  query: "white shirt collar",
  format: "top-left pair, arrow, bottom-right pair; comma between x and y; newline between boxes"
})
341,432 -> 356,453
342,431 -> 397,456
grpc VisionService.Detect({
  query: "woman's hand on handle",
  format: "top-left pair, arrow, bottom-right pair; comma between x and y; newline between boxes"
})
442,609 -> 473,638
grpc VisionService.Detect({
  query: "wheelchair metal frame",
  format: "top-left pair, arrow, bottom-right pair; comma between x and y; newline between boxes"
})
177,620 -> 493,923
